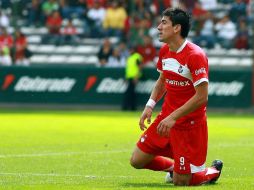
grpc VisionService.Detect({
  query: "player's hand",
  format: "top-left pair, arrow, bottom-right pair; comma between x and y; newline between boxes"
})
157,116 -> 176,137
139,106 -> 153,131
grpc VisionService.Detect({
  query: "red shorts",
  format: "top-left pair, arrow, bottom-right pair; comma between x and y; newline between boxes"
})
137,114 -> 208,174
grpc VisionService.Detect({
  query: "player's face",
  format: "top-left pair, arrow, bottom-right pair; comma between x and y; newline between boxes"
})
157,16 -> 175,43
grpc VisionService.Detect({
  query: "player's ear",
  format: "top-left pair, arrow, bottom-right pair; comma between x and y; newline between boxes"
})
173,24 -> 181,34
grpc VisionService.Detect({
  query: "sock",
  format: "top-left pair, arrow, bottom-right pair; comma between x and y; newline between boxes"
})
189,167 -> 220,186
144,156 -> 174,172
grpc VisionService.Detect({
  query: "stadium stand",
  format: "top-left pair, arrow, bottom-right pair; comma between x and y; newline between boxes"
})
0,0 -> 253,67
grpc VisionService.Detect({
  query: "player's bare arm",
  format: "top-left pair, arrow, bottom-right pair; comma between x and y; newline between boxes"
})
139,73 -> 166,131
157,82 -> 208,136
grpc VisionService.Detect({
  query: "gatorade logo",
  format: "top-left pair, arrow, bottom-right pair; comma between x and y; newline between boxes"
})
14,76 -> 76,92
84,76 -> 97,92
1,74 -> 15,90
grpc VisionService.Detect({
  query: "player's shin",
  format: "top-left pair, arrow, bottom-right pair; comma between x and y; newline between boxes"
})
189,167 -> 220,185
144,156 -> 174,172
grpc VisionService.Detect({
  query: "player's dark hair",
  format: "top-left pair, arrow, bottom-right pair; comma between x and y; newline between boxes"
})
162,7 -> 191,38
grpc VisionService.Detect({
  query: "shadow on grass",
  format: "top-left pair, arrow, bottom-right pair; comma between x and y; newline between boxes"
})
122,182 -> 219,188
122,182 -> 174,188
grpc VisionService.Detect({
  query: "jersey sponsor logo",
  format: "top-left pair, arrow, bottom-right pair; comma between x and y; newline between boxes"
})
162,58 -> 192,80
166,79 -> 191,86
195,68 -> 206,76
178,65 -> 183,73
14,76 -> 76,92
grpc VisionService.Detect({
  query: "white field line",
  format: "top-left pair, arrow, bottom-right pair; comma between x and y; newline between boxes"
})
0,150 -> 130,158
0,172 -> 160,179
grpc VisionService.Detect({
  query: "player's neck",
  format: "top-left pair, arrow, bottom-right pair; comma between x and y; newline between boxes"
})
167,38 -> 186,52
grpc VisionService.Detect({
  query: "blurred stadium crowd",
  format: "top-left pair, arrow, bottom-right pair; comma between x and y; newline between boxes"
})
0,0 -> 253,67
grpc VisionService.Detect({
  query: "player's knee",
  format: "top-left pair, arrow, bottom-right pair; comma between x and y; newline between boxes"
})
129,156 -> 144,169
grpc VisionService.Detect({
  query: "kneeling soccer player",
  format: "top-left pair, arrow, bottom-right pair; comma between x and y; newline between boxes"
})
130,7 -> 223,186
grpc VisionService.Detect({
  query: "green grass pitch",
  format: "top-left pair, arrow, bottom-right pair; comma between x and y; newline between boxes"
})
0,110 -> 253,190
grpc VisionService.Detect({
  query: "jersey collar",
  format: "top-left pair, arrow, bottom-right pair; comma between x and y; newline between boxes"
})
176,39 -> 188,53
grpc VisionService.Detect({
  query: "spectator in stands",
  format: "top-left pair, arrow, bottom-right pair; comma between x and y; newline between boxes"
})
86,1 -> 106,38
0,27 -> 13,49
118,41 -> 129,59
0,10 -> 10,28
149,0 -> 172,15
106,47 -> 126,67
26,0 -> 43,27
192,1 -> 211,35
215,14 -> 237,49
86,0 -> 107,9
97,38 -> 113,67
132,0 -> 151,21
0,0 -> 11,10
44,10 -> 62,45
234,18 -> 249,49
127,12 -> 151,46
179,0 -> 196,12
193,13 -> 216,49
60,19 -> 79,45
229,0 -> 247,23
137,35 -> 157,66
42,0 -> 59,23
199,0 -> 218,11
103,1 -> 127,38
59,0 -> 85,19
13,29 -> 30,66
0,46 -> 12,66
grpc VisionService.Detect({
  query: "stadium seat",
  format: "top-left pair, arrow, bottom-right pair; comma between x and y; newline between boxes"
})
227,49 -> 245,57
66,56 -> 87,64
48,55 -> 67,64
74,46 -> 99,54
37,45 -> 56,53
27,35 -> 42,44
55,46 -> 74,54
21,27 -> 48,35
208,57 -> 220,66
220,58 -> 240,66
86,56 -> 99,64
239,58 -> 253,67
207,48 -> 227,57
30,55 -> 49,64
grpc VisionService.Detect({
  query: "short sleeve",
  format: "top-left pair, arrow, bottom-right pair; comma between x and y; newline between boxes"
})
188,52 -> 209,87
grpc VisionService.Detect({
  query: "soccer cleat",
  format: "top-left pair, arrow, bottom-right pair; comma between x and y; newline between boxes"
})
209,159 -> 223,183
165,171 -> 173,183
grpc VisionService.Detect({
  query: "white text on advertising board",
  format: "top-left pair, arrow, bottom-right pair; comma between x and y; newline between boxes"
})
96,78 -> 155,94
96,78 -> 244,96
14,76 -> 76,92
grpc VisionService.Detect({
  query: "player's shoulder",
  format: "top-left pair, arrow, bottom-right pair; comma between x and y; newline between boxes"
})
186,41 -> 207,58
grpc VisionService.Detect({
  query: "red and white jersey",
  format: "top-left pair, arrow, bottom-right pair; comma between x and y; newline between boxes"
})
157,40 -> 209,127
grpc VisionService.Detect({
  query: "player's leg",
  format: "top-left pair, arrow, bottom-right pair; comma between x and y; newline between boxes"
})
130,146 -> 155,169
130,146 -> 174,171
173,172 -> 192,186
170,123 -> 223,186
130,114 -> 174,172
189,159 -> 223,185
171,162 -> 223,186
